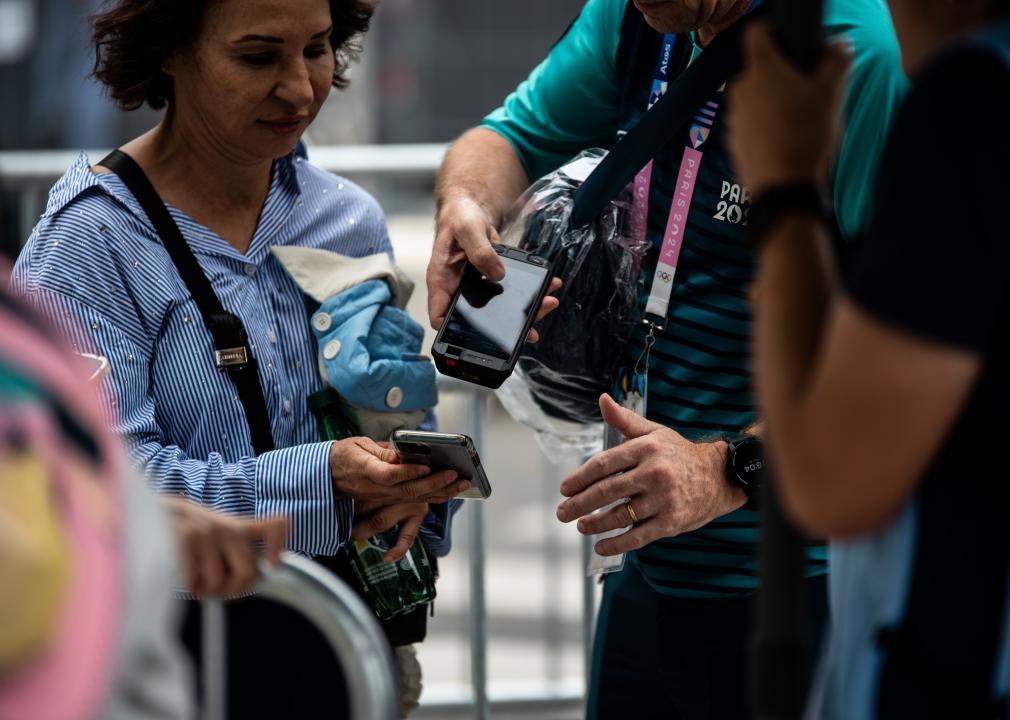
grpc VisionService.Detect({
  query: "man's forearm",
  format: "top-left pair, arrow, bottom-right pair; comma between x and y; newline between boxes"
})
436,127 -> 530,227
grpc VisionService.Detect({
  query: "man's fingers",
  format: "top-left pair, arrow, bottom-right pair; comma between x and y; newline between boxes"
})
594,518 -> 662,556
557,472 -> 638,523
577,502 -> 638,537
528,280 -> 564,341
454,224 -> 504,281
534,294 -> 560,321
427,272 -> 452,330
559,440 -> 642,498
599,394 -> 662,440
427,274 -> 454,331
384,512 -> 425,563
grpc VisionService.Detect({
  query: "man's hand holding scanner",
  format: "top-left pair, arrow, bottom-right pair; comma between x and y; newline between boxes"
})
428,195 -> 562,343
556,395 -> 746,556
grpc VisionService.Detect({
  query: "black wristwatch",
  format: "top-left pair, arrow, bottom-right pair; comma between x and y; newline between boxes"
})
747,182 -> 831,247
726,434 -> 765,510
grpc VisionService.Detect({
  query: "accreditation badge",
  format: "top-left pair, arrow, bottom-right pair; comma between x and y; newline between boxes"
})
586,367 -> 648,578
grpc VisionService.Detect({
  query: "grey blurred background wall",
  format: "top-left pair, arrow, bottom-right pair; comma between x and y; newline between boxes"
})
0,0 -> 585,150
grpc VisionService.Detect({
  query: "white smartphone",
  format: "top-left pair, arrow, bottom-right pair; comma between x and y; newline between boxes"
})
390,430 -> 492,500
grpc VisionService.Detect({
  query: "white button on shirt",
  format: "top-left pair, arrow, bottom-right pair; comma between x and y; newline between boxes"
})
323,339 -> 341,360
313,312 -> 332,332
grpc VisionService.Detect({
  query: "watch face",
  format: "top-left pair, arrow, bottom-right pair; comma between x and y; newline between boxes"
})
732,438 -> 765,489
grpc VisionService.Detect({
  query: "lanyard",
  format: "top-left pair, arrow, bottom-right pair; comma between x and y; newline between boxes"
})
630,35 -> 724,332
627,34 -> 677,254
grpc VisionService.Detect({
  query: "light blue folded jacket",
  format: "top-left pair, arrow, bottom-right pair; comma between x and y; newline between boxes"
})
310,279 -> 437,412
272,245 -> 456,557
271,245 -> 437,436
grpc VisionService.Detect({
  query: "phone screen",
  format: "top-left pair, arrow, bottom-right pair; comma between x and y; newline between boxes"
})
440,255 -> 548,360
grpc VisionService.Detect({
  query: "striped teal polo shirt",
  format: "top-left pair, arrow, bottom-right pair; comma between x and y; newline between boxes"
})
483,0 -> 907,597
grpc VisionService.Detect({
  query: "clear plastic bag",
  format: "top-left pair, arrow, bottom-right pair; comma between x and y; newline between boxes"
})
495,150 -> 649,455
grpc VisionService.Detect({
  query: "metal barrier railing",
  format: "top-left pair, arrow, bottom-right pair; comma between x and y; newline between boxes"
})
0,146 -> 593,718
201,553 -> 398,720
435,378 -> 593,719
0,144 -> 448,241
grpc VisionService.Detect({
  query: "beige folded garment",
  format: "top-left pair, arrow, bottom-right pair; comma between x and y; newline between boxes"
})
270,246 -> 414,309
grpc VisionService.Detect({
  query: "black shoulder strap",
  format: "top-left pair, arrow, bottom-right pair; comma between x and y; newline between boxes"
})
570,6 -> 760,228
100,149 -> 275,455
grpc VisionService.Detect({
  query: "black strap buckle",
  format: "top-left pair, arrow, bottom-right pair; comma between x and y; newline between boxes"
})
209,312 -> 251,368
214,346 -> 250,368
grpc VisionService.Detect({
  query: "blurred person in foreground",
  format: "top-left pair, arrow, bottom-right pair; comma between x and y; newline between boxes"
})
727,1 -> 1010,717
426,0 -> 906,715
0,255 -> 285,719
10,0 -> 467,715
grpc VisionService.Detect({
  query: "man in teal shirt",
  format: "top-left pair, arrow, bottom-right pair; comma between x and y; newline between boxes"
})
426,0 -> 906,715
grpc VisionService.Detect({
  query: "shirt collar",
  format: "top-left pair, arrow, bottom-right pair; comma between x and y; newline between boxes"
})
41,152 -> 104,220
42,151 -> 303,263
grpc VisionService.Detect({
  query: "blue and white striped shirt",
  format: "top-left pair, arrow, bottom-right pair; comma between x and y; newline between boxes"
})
11,151 -> 455,557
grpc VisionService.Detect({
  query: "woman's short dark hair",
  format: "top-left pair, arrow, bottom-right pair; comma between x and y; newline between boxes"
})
91,0 -> 374,111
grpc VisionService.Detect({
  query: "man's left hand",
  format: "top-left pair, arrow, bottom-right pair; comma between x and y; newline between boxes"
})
556,395 -> 746,556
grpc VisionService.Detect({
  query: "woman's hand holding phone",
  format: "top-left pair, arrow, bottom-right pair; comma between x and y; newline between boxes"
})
329,437 -> 471,504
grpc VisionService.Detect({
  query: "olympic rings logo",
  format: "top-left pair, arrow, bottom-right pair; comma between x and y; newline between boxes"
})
656,271 -> 673,283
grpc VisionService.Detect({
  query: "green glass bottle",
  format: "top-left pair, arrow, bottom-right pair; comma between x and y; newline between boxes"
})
344,528 -> 437,621
308,388 -> 437,620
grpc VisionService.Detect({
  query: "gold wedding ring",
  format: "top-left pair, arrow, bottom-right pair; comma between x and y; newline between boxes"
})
624,500 -> 640,525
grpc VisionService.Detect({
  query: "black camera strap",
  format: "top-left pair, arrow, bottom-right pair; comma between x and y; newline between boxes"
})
100,150 -> 275,455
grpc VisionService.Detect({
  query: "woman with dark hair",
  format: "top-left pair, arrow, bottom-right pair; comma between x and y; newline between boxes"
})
11,0 -> 467,715
727,0 -> 1010,717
